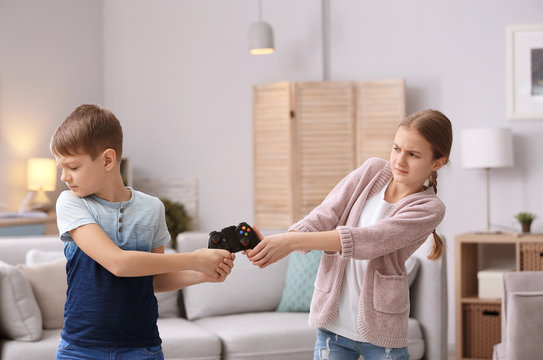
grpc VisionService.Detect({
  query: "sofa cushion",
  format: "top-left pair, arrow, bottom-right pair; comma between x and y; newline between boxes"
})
178,232 -> 289,320
407,317 -> 424,360
0,328 -> 60,360
0,260 -> 42,341
194,312 -> 315,360
157,318 -> 221,360
16,258 -> 67,329
277,251 -> 321,312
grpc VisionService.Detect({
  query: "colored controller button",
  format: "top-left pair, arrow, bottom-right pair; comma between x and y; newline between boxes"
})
239,230 -> 244,234
244,232 -> 248,236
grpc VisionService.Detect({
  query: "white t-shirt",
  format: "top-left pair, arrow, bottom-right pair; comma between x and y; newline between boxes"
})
324,181 -> 393,341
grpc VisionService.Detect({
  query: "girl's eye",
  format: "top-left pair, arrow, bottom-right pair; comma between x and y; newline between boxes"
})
393,146 -> 399,151
70,167 -> 78,171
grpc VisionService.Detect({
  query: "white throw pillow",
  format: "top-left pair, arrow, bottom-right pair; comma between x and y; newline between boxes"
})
182,254 -> 288,320
25,249 -> 64,265
0,260 -> 43,340
17,258 -> 67,329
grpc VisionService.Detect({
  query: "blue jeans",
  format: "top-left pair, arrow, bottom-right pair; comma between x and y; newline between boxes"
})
314,328 -> 409,360
56,338 -> 164,360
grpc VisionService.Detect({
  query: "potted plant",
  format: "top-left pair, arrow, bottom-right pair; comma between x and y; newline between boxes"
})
161,198 -> 191,249
514,212 -> 537,233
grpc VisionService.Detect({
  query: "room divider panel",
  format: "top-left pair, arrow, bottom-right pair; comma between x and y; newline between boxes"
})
253,79 -> 405,230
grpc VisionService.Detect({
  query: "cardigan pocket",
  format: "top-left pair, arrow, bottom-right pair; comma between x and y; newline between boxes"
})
373,270 -> 409,314
313,253 -> 337,293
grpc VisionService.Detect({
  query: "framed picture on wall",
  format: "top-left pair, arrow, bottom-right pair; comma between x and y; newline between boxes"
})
507,24 -> 543,120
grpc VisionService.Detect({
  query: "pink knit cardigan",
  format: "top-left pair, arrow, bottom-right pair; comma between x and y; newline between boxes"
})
288,157 -> 446,348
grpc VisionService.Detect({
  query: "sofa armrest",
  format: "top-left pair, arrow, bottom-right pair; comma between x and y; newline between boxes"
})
505,291 -> 543,359
410,235 -> 447,360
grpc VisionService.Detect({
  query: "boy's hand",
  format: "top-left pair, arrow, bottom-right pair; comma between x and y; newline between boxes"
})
192,248 -> 234,279
199,254 -> 235,283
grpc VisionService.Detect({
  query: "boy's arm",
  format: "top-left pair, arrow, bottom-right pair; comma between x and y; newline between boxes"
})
69,223 -> 232,278
151,245 -> 235,292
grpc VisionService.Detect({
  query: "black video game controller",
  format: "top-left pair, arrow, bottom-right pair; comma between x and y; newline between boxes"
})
208,222 -> 260,253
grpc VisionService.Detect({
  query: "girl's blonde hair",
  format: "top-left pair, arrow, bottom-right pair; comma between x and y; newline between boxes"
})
399,109 -> 453,261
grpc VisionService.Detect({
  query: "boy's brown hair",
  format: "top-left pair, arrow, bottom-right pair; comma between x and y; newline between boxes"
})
50,104 -> 123,160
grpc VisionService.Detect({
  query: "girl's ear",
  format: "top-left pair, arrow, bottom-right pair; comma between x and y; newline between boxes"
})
102,149 -> 117,171
431,157 -> 447,172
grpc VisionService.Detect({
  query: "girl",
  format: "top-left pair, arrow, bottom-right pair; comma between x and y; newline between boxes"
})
247,109 -> 452,360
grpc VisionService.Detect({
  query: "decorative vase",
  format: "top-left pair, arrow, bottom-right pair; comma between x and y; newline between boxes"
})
522,223 -> 532,233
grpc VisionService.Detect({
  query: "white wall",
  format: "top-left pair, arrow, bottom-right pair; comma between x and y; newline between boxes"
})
0,0 -> 103,209
103,0 -> 323,230
2,0 -> 543,350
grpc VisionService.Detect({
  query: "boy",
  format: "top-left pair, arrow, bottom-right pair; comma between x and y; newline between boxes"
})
51,104 -> 234,360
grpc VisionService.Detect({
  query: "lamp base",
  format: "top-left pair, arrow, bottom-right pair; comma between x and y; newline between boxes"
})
29,202 -> 53,213
18,190 -> 52,214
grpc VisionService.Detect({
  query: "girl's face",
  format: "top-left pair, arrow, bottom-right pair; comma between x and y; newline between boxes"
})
390,126 -> 445,190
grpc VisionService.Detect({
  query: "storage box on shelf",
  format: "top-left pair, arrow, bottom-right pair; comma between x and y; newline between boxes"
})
455,232 -> 543,360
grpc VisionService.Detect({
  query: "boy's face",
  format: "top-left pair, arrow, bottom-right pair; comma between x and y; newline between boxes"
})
55,152 -> 107,198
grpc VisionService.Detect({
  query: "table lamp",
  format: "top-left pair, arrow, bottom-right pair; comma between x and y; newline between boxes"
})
18,158 -> 57,213
461,128 -> 514,231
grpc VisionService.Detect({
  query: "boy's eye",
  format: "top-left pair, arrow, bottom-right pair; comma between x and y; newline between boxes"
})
70,167 -> 78,171
410,153 -> 418,158
393,146 -> 399,151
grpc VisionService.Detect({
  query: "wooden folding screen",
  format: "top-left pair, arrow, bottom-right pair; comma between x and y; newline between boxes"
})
254,79 -> 405,230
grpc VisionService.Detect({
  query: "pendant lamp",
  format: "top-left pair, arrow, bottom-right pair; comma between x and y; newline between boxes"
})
249,0 -> 274,55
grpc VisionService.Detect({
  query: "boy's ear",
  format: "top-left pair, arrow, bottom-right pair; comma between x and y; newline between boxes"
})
102,149 -> 117,171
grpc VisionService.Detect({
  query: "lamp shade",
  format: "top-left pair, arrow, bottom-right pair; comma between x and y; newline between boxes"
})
461,128 -> 514,169
27,158 -> 57,191
249,21 -> 274,55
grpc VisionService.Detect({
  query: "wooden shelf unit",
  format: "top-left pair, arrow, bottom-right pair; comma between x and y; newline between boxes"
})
0,211 -> 58,236
455,232 -> 543,360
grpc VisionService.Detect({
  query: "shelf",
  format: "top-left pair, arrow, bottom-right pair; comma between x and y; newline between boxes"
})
455,233 -> 543,360
0,211 -> 57,236
461,296 -> 501,305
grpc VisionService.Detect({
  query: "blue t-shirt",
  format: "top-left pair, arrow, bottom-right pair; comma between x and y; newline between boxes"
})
56,188 -> 170,348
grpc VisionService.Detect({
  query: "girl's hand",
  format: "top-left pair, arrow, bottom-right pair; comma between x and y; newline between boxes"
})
246,232 -> 293,268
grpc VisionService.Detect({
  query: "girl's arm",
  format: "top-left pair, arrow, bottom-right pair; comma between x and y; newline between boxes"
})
288,158 -> 386,233
246,230 -> 341,268
339,196 -> 446,260
69,223 -> 233,278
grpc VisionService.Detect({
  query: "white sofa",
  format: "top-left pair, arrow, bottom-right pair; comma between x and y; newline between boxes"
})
0,232 -> 447,360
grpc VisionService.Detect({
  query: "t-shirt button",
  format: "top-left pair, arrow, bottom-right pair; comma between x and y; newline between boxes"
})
119,227 -> 122,232
119,218 -> 123,223
120,209 -> 124,213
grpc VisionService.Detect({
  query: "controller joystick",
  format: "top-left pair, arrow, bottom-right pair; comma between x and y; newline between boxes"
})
208,222 -> 260,253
